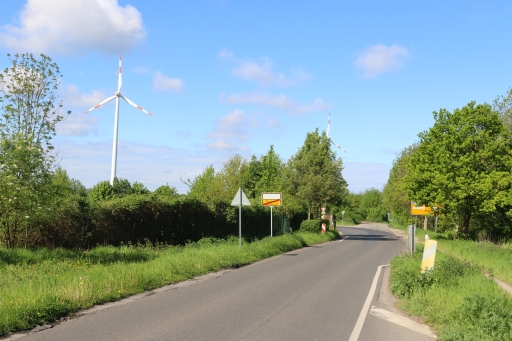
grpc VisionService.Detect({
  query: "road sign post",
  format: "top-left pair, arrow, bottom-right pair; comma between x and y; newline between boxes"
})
231,188 -> 251,247
262,193 -> 282,237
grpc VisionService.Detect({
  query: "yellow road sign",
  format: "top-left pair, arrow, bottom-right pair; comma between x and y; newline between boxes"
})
411,201 -> 432,215
262,193 -> 282,206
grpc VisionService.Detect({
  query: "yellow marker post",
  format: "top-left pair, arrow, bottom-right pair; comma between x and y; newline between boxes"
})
421,239 -> 438,273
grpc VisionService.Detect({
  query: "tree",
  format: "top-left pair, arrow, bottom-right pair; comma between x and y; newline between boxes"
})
0,134 -> 52,247
403,102 -> 512,236
0,53 -> 70,247
493,87 -> 512,132
184,165 -> 222,204
285,129 -> 346,219
357,188 -> 387,222
254,145 -> 284,195
0,53 -> 69,151
382,144 -> 418,225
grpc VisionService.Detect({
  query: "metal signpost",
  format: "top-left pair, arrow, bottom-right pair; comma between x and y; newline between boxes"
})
262,193 -> 282,237
231,188 -> 251,247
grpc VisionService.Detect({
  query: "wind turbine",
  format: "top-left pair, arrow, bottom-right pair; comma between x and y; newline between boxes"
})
326,112 -> 347,153
83,55 -> 152,185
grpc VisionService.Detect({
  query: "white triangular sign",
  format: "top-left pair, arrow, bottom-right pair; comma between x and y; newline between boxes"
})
231,188 -> 251,206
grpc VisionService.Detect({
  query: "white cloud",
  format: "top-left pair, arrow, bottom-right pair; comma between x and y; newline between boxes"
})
55,138 -> 227,193
0,0 -> 146,55
61,84 -> 108,110
56,114 -> 99,136
221,92 -> 331,115
342,162 -> 391,193
219,50 -> 312,87
205,109 -> 252,152
153,71 -> 184,93
133,66 -> 151,75
355,44 -> 410,78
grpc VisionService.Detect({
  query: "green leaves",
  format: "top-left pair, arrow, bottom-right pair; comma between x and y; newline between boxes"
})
403,101 -> 512,236
285,129 -> 346,219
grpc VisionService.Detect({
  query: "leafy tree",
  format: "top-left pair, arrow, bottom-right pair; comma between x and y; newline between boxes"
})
132,181 -> 150,195
285,129 -> 346,219
0,53 -> 69,151
382,144 -> 418,225
493,87 -> 512,132
403,102 -> 512,236
243,155 -> 261,199
184,164 -> 222,204
0,134 -> 52,247
153,184 -> 179,200
216,154 -> 249,202
89,177 -> 135,201
254,145 -> 284,195
357,188 -> 387,222
0,53 -> 70,247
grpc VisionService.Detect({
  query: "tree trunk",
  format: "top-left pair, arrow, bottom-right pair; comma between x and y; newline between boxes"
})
423,216 -> 428,230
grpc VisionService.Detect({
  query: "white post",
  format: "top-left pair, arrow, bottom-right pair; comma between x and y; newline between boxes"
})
270,206 -> 273,237
110,94 -> 120,185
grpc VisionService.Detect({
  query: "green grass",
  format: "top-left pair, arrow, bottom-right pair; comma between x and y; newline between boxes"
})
387,221 -> 512,284
0,231 -> 338,336
391,247 -> 512,340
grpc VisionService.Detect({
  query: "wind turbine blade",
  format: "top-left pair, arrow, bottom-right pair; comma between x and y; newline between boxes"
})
330,139 -> 347,153
120,95 -> 153,116
117,55 -> 122,93
327,112 -> 331,137
83,95 -> 116,114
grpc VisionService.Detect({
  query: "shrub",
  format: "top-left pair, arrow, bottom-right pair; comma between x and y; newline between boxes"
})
299,219 -> 330,233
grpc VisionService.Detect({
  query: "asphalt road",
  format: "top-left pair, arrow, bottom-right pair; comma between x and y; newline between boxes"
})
16,223 -> 435,341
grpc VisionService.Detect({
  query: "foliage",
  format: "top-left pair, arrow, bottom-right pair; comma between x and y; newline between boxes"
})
299,219 -> 330,233
285,129 -> 346,219
0,53 -> 69,151
493,87 -> 512,133
152,184 -> 179,201
390,247 -> 512,341
0,135 -> 53,247
382,144 -> 417,225
403,102 -> 512,237
89,178 -> 147,201
0,53 -> 70,248
356,188 -> 387,222
183,164 -> 221,205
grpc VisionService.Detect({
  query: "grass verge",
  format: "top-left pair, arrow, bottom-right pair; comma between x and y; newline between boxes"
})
0,231 -> 337,336
390,247 -> 512,340
387,221 -> 512,284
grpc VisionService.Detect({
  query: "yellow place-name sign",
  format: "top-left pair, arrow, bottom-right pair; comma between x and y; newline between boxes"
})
262,193 -> 282,207
411,201 -> 432,215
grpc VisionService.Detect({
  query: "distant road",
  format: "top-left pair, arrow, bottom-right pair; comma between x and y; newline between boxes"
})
20,223 -> 434,341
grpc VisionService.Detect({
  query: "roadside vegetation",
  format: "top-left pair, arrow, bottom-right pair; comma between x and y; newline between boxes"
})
391,246 -> 512,341
0,231 -> 338,336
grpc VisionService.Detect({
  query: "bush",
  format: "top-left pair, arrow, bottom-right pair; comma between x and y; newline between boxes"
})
299,219 -> 330,233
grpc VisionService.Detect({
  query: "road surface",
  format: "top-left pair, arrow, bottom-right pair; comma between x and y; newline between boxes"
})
13,223 -> 435,341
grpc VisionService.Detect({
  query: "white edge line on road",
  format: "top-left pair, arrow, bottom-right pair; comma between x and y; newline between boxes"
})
338,236 -> 348,242
348,264 -> 388,341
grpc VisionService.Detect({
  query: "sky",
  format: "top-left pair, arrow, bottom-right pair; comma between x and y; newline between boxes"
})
0,0 -> 511,194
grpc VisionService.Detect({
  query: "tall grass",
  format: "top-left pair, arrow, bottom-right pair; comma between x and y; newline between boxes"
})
391,248 -> 512,340
0,231 -> 337,336
387,221 -> 512,284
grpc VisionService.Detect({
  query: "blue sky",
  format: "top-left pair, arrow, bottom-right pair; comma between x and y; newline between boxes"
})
1,0 -> 511,193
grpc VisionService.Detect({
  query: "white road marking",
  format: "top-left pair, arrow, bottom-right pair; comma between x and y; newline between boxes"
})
338,236 -> 349,242
348,264 -> 386,341
370,306 -> 436,338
